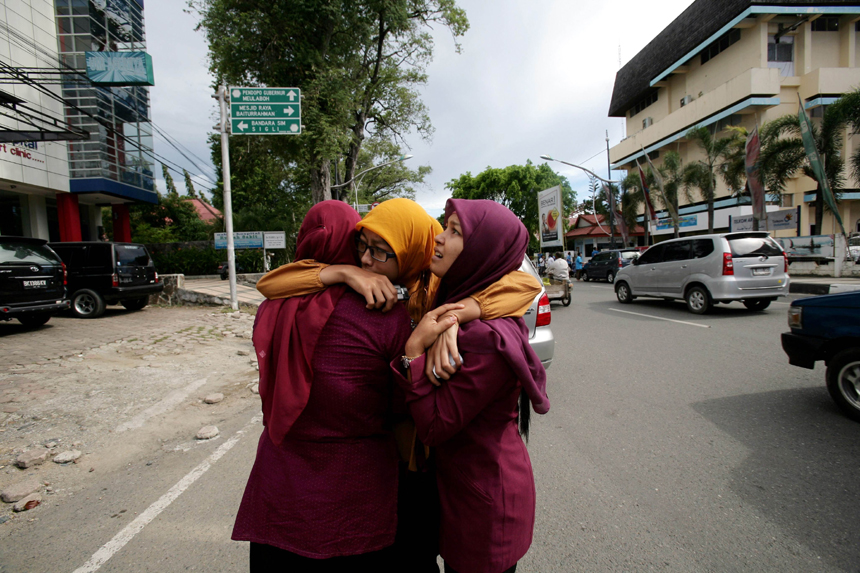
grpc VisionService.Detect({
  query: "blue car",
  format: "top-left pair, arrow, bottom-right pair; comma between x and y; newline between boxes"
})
781,290 -> 860,422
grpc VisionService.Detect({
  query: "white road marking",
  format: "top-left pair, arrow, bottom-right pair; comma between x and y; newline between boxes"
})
608,308 -> 710,328
73,413 -> 263,573
589,285 -> 613,289
114,378 -> 210,433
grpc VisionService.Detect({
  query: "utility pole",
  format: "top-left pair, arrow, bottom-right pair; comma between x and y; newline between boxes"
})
607,130 -> 616,249
216,85 -> 238,310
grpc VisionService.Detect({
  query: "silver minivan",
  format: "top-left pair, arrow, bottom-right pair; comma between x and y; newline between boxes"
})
614,232 -> 790,314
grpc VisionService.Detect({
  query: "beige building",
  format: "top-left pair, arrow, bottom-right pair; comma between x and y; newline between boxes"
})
608,0 -> 860,239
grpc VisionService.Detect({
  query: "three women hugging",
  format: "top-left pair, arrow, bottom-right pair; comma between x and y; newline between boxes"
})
232,198 -> 551,573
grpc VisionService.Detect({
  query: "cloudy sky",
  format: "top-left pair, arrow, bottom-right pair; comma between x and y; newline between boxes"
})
145,0 -> 694,217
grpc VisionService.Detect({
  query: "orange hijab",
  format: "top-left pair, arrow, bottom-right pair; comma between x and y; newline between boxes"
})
356,198 -> 442,321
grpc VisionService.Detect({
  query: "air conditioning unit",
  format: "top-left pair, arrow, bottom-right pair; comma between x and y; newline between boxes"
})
642,117 -> 653,129
680,95 -> 694,107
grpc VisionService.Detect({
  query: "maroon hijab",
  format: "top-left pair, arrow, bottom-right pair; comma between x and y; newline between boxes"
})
253,201 -> 361,445
436,199 -> 550,415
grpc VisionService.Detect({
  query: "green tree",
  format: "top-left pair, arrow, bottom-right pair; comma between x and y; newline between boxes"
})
682,127 -> 740,233
338,137 -> 431,204
162,163 -> 178,197
446,161 -> 576,252
192,0 -> 468,204
183,170 -> 198,199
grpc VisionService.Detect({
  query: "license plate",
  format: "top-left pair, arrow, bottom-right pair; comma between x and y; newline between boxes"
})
23,280 -> 47,288
752,268 -> 771,276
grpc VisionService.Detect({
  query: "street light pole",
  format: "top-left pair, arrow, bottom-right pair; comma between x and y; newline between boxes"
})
332,155 -> 414,210
606,131 -> 616,249
540,154 -> 623,250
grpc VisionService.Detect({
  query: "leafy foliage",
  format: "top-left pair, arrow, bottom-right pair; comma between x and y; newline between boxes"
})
682,126 -> 741,233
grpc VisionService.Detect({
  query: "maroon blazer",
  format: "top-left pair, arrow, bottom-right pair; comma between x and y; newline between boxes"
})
391,321 -> 536,573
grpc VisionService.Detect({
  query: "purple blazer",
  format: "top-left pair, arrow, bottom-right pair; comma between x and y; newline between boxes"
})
234,292 -> 411,558
391,322 -> 536,573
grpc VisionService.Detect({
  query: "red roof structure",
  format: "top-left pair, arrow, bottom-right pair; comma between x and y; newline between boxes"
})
565,213 -> 644,238
184,198 -> 222,223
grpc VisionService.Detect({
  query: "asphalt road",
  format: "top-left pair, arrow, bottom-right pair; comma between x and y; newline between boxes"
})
3,285 -> 859,572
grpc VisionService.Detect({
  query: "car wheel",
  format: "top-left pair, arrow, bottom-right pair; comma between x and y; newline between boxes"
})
615,281 -> 634,304
606,271 -> 615,284
826,349 -> 860,423
685,286 -> 711,315
121,298 -> 148,311
743,299 -> 771,311
581,271 -> 589,282
72,289 -> 106,319
18,314 -> 51,328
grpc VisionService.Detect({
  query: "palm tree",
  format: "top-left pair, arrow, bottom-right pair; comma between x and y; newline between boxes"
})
759,106 -> 847,233
683,127 -> 742,233
622,151 -> 686,239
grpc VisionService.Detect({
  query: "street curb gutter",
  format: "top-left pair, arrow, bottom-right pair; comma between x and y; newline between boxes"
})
789,283 -> 832,295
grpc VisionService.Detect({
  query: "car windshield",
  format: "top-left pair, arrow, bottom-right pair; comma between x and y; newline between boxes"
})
0,242 -> 59,265
728,236 -> 783,258
115,244 -> 151,266
620,251 -> 639,260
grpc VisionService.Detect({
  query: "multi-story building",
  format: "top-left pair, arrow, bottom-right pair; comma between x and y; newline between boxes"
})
608,0 -> 860,239
0,0 -> 155,241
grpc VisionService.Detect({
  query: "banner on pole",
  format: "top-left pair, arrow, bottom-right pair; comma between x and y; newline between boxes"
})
538,186 -> 564,249
797,94 -> 845,234
731,209 -> 796,232
745,125 -> 766,220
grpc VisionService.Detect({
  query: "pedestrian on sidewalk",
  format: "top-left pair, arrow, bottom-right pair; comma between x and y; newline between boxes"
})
394,199 -> 550,573
574,251 -> 583,281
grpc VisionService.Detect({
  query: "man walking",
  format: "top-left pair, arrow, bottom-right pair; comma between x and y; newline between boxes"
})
574,251 -> 583,281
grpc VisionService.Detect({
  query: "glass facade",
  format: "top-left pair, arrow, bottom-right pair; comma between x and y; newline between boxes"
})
55,0 -> 155,195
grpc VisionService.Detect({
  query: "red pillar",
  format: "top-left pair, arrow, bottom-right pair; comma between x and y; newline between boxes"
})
56,193 -> 82,242
112,204 -> 131,243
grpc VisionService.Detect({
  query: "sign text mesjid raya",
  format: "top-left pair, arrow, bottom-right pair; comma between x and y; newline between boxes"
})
538,186 -> 563,249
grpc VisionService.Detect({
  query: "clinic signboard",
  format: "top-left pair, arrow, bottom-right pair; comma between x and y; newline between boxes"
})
85,52 -> 154,86
214,231 -> 263,250
538,186 -> 563,249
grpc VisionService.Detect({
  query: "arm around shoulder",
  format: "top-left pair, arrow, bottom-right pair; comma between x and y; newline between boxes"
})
255,259 -> 327,299
471,270 -> 542,320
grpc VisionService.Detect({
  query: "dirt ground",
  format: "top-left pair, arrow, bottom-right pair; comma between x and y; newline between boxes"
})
0,305 -> 262,522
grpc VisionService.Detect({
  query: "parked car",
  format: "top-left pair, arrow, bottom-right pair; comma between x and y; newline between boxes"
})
781,290 -> 860,422
520,255 -> 554,370
0,236 -> 69,327
581,249 -> 640,283
613,232 -> 790,314
48,242 -> 163,318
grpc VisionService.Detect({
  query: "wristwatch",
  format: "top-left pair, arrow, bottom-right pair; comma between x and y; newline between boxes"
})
401,354 -> 420,370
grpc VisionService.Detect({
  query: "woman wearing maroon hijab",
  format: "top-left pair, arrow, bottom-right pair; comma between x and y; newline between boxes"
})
393,199 -> 550,573
233,201 -> 414,571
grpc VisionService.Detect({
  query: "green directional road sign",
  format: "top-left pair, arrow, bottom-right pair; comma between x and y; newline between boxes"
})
229,87 -> 301,135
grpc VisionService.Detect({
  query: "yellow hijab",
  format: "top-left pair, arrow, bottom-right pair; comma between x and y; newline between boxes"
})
355,198 -> 442,321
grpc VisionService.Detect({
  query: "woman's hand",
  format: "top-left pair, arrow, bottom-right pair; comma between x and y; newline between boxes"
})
404,303 -> 465,360
424,322 -> 461,384
321,265 -> 399,311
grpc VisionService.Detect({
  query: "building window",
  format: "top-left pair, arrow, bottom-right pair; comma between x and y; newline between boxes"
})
768,35 -> 794,77
715,114 -> 742,132
628,91 -> 658,118
812,16 -> 839,32
781,194 -> 794,208
701,28 -> 741,65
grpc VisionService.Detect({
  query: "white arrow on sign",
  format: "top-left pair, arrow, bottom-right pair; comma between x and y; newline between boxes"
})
285,107 -> 294,116
237,121 -> 248,131
287,90 -> 297,101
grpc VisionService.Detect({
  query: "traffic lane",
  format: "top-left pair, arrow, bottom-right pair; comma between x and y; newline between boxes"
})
528,292 -> 860,571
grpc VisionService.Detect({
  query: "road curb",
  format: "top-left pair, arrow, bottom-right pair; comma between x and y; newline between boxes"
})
789,283 -> 831,295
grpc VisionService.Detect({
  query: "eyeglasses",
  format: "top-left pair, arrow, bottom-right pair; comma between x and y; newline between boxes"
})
356,235 -> 396,263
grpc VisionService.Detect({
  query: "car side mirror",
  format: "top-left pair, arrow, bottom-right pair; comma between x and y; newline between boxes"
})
632,258 -> 640,265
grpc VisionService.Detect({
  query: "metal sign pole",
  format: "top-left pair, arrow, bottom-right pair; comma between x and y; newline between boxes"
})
217,85 -> 238,310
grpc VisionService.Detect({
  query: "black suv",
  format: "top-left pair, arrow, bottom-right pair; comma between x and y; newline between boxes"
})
49,242 -> 163,318
582,249 -> 640,284
0,236 -> 69,327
